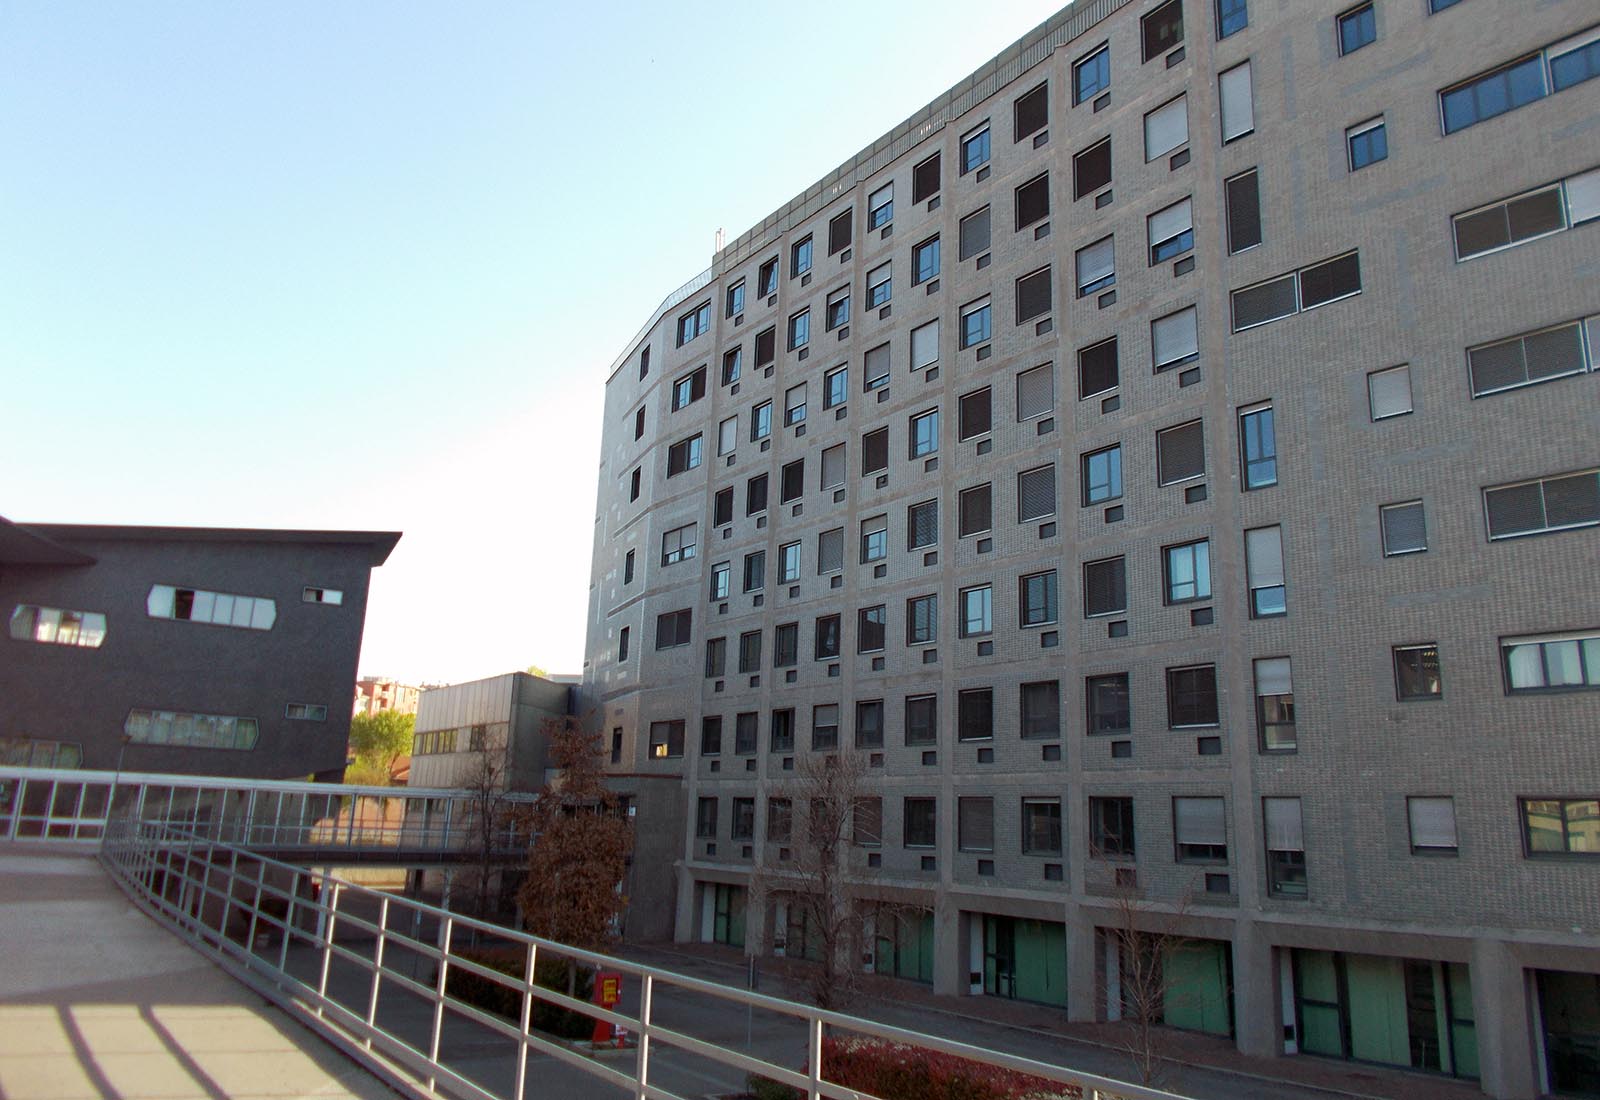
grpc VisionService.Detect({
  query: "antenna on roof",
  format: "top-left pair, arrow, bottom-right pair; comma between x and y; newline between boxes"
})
714,227 -> 726,253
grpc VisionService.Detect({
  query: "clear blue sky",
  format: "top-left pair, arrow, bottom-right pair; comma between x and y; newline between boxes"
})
1,0 -> 1063,685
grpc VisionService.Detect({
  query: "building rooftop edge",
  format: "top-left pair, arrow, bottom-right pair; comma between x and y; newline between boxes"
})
10,520 -> 403,567
602,0 -> 1130,385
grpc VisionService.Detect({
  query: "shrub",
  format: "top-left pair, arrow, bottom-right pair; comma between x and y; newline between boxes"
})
820,1037 -> 1082,1100
440,947 -> 596,1040
745,1074 -> 800,1100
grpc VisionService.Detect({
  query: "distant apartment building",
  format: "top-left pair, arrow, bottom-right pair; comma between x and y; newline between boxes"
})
580,0 -> 1600,1096
1,516 -> 398,780
353,676 -> 422,718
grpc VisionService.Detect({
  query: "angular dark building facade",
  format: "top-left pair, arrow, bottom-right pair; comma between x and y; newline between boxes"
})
1,517 -> 399,780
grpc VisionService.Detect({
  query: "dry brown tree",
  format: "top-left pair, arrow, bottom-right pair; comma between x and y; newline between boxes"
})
515,716 -> 633,995
1103,878 -> 1197,1087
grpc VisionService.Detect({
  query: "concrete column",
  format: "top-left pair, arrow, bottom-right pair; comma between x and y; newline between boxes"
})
932,895 -> 963,996
1471,938 -> 1540,1100
1232,919 -> 1279,1058
1065,901 -> 1097,1022
671,867 -> 698,943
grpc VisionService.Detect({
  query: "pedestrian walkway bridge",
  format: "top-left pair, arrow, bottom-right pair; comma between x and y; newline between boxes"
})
0,765 -> 536,863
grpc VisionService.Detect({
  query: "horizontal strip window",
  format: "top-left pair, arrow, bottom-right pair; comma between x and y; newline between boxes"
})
0,737 -> 83,768
1453,167 -> 1599,260
302,587 -> 343,605
125,708 -> 259,751
1468,315 -> 1598,396
285,703 -> 328,721
9,605 -> 107,648
1521,797 -> 1599,857
1231,251 -> 1361,332
147,585 -> 276,631
1439,26 -> 1600,135
1502,630 -> 1600,694
1483,469 -> 1600,540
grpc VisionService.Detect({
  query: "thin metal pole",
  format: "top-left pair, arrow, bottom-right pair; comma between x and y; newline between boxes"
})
247,860 -> 267,959
316,879 -> 340,1017
279,870 -> 299,973
514,941 -> 537,1100
807,1016 -> 824,1100
426,915 -> 454,1094
365,895 -> 389,1048
634,973 -> 654,1100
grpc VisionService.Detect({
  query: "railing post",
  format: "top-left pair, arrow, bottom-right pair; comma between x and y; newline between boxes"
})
365,895 -> 389,1047
247,859 -> 267,960
279,870 -> 299,973
219,847 -> 239,953
633,973 -> 654,1100
807,1016 -> 824,1100
513,941 -> 538,1100
316,879 -> 341,1017
426,915 -> 454,1094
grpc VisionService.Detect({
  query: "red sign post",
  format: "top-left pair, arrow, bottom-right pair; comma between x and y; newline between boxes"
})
590,971 -> 623,1044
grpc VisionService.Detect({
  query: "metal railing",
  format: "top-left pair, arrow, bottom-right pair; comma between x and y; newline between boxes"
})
99,819 -> 1184,1100
0,765 -> 536,858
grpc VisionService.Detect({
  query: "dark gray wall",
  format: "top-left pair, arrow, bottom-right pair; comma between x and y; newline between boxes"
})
1,532 -> 385,779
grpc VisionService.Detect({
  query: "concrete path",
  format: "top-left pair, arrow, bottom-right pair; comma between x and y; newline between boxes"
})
0,850 -> 398,1100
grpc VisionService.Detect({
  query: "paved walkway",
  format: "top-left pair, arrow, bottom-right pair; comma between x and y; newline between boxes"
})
0,850 -> 398,1100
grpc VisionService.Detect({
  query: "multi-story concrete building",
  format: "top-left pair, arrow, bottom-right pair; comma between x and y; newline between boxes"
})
581,1 -> 1600,1095
1,516 -> 399,780
353,676 -> 422,718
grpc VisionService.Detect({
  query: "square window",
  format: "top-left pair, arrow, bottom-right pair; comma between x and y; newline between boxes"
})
958,483 -> 992,537
1018,465 -> 1057,522
860,514 -> 888,564
1174,796 -> 1229,862
905,695 -> 938,745
960,300 -> 992,348
960,584 -> 993,638
1079,337 -> 1118,398
1144,95 -> 1189,161
1147,198 -> 1194,264
726,280 -> 745,319
1073,138 -> 1112,201
906,593 -> 937,645
855,699 -> 885,749
1337,3 -> 1376,56
1238,403 -> 1277,488
1081,444 -> 1123,505
1086,672 -> 1130,734
1368,364 -> 1413,419
791,235 -> 813,278
867,263 -> 892,308
864,343 -> 891,391
959,387 -> 992,440
908,499 -> 939,550
1254,657 -> 1296,752
960,124 -> 991,174
814,613 -> 841,659
958,797 -> 994,853
1015,174 -> 1050,231
913,153 -> 941,203
909,409 -> 939,458
1163,539 -> 1212,604
862,426 -> 889,475
1090,796 -> 1135,859
1015,267 -> 1052,325
1156,419 -> 1206,485
910,319 -> 939,372
779,541 -> 801,583
1167,664 -> 1219,727
1014,81 -> 1048,142
1394,644 -> 1443,699
1020,681 -> 1061,739
1022,798 -> 1063,854
758,258 -> 779,298
858,605 -> 886,653
1152,306 -> 1198,371
869,182 -> 894,229
1142,0 -> 1184,62
1216,0 -> 1248,39
903,798 -> 937,848
1020,570 -> 1059,626
957,687 -> 993,740
1226,169 -> 1262,253
751,401 -> 772,441
1073,43 -> 1110,105
742,550 -> 766,592
1381,501 -> 1428,555
826,287 -> 850,331
1015,363 -> 1054,421
1083,556 -> 1127,617
912,236 -> 941,285
788,309 -> 810,351
1347,117 -> 1388,170
827,208 -> 852,256
784,384 -> 807,427
959,206 -> 990,261
823,366 -> 849,409
1075,236 -> 1115,297
812,704 -> 840,751
1245,525 -> 1287,618
721,347 -> 742,386
1408,797 -> 1459,853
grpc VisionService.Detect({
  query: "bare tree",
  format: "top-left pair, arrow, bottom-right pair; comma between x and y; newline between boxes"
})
752,749 -> 902,1011
455,729 -> 514,922
516,717 -> 633,996
1103,880 -> 1197,1087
